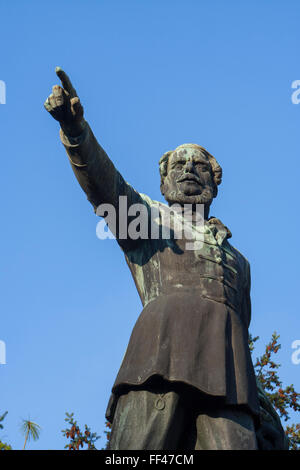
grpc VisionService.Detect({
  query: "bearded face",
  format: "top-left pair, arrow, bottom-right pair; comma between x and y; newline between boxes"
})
160,147 -> 216,208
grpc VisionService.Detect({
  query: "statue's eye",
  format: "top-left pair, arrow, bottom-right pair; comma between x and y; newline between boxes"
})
195,163 -> 209,172
174,162 -> 184,170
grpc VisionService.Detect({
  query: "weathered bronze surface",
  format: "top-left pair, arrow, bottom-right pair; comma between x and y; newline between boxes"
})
44,68 -> 287,450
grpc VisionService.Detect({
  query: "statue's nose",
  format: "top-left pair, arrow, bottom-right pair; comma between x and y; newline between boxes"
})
184,161 -> 194,172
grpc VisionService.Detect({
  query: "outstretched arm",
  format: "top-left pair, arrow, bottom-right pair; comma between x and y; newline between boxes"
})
44,68 -> 145,246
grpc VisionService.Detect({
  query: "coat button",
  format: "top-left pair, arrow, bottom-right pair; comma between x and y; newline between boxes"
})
155,397 -> 165,411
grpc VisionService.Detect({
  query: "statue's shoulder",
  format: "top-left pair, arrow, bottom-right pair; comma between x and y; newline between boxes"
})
225,239 -> 247,259
223,238 -> 250,274
138,192 -> 159,206
138,193 -> 171,216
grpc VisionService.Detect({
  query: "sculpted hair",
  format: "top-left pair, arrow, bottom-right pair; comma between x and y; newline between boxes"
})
159,143 -> 222,197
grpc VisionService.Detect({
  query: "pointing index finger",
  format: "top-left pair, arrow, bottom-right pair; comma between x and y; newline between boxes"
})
55,67 -> 77,98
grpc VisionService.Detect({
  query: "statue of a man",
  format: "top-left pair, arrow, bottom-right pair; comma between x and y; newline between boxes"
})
44,68 -> 261,450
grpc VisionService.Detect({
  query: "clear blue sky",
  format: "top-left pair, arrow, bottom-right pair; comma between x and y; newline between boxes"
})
1,0 -> 300,449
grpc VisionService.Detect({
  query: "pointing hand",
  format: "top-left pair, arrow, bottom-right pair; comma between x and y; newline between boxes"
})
44,67 -> 85,137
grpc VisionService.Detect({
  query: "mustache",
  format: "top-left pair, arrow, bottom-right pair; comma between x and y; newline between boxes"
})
177,173 -> 201,184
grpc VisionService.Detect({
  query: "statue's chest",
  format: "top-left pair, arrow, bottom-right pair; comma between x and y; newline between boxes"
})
126,237 -> 245,308
157,238 -> 242,286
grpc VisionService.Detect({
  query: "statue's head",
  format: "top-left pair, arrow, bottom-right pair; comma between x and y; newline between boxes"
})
159,144 -> 222,211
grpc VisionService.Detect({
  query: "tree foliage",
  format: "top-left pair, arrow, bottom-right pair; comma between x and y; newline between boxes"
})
62,412 -> 101,450
0,412 -> 12,450
20,419 -> 41,450
250,332 -> 300,450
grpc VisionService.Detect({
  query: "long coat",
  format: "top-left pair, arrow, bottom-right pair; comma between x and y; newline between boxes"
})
60,123 -> 260,421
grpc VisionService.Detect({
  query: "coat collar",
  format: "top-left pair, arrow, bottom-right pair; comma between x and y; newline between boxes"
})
207,217 -> 232,245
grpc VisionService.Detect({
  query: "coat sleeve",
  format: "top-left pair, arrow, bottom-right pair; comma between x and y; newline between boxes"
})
59,122 -> 148,250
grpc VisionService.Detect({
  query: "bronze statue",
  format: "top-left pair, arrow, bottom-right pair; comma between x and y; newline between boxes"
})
44,68 -> 286,450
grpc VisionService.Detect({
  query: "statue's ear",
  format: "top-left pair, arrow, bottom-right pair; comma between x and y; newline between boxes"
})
159,150 -> 172,196
160,182 -> 165,195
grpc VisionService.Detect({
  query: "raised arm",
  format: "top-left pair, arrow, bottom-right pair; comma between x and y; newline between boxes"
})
44,68 -> 146,248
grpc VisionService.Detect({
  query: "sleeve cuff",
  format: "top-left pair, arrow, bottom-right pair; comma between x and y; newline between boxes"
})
59,123 -> 89,167
59,122 -> 88,147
